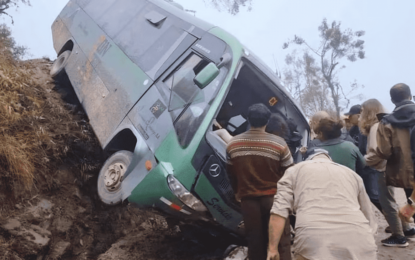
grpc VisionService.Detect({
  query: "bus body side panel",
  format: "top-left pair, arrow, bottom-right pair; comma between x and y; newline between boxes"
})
53,1 -> 154,146
99,116 -> 159,201
129,29 -> 244,231
51,17 -> 73,55
127,86 -> 175,154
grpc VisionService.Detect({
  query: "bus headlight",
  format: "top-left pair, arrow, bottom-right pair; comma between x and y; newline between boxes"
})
167,175 -> 207,212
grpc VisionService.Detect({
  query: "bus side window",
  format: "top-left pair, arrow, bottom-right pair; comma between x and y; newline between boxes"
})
162,53 -> 227,148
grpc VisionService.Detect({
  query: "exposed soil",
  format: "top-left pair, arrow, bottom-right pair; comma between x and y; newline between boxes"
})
0,58 -> 414,260
0,59 -> 229,260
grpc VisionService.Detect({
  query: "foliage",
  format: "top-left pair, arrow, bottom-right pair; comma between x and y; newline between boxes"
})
205,0 -> 252,15
283,18 -> 365,117
0,23 -> 28,60
0,0 -> 30,24
283,50 -> 336,118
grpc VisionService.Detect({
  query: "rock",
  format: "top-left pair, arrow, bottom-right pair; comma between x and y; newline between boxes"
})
28,199 -> 53,220
173,225 -> 181,233
73,187 -> 82,200
3,218 -> 21,230
78,206 -> 86,214
2,219 -> 51,258
138,222 -> 147,231
97,232 -> 145,260
47,241 -> 70,260
223,246 -> 248,260
26,224 -> 51,247
53,217 -> 73,234
39,219 -> 52,231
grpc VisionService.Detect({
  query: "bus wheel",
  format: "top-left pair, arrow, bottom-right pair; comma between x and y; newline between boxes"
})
97,150 -> 133,205
50,50 -> 71,79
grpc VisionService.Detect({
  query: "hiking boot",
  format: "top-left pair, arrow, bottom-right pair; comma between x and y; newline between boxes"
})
404,228 -> 415,237
381,235 -> 409,247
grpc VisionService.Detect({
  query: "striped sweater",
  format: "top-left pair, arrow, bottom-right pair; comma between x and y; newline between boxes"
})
226,129 -> 293,201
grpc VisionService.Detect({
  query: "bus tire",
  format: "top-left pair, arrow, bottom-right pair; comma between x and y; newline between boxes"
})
50,50 -> 71,79
97,150 -> 133,205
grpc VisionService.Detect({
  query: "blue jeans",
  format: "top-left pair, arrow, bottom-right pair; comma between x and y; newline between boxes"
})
359,166 -> 382,212
377,171 -> 411,236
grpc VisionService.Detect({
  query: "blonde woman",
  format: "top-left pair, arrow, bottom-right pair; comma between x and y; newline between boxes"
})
359,99 -> 415,247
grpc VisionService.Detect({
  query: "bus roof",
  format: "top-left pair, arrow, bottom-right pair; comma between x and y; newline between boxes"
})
150,0 -> 215,32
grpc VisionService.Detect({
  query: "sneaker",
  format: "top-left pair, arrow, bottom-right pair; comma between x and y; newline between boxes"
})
404,228 -> 415,237
381,235 -> 409,247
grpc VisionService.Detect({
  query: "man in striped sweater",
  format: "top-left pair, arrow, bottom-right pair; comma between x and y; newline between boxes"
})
226,103 -> 294,260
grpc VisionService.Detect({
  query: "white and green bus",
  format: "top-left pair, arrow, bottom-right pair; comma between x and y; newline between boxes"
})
51,0 -> 309,237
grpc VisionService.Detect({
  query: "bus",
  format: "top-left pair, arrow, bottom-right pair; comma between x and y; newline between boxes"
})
51,0 -> 309,237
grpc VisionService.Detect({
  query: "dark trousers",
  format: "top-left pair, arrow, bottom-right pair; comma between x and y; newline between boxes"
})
241,196 -> 291,260
359,167 -> 383,212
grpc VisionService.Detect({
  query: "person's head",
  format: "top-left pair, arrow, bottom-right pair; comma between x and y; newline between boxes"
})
342,116 -> 352,131
344,105 -> 362,126
310,111 -> 330,132
315,117 -> 343,141
390,83 -> 412,104
265,113 -> 289,139
358,99 -> 385,136
247,103 -> 271,128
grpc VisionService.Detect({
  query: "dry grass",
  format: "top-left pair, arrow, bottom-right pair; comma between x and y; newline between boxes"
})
0,43 -> 40,190
0,40 -> 102,209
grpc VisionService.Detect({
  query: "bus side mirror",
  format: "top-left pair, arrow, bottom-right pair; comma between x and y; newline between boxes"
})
194,62 -> 219,89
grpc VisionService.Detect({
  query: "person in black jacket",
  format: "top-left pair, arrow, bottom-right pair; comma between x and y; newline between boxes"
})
344,104 -> 362,146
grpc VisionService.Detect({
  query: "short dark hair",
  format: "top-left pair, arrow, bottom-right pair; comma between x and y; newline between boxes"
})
390,83 -> 411,103
265,113 -> 289,139
316,117 -> 343,140
247,103 -> 271,127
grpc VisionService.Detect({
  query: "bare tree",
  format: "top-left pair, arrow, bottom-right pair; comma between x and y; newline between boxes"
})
283,18 -> 365,117
0,0 -> 30,24
205,0 -> 252,15
283,50 -> 335,118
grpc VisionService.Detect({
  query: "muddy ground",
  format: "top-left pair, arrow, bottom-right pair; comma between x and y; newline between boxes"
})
0,59 -> 414,260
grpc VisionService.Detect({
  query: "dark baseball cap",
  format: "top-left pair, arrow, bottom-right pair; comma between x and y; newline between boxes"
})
344,104 -> 362,116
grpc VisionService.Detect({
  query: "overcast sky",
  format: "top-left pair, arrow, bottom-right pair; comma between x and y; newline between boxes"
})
4,0 -> 415,112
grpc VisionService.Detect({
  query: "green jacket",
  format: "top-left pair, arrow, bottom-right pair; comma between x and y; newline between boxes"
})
308,138 -> 366,172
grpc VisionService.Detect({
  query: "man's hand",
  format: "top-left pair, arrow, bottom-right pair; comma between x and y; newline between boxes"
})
213,119 -> 222,129
299,146 -> 307,155
266,249 -> 279,260
399,204 -> 415,222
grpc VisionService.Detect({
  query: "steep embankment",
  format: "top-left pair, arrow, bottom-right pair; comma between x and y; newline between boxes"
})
0,55 -> 228,260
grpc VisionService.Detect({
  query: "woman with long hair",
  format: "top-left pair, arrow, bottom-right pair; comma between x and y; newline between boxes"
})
357,99 -> 384,212
359,98 -> 414,246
